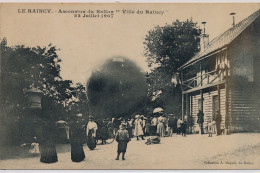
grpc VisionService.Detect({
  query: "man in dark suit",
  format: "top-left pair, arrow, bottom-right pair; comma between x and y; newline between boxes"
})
215,111 -> 222,135
197,110 -> 204,134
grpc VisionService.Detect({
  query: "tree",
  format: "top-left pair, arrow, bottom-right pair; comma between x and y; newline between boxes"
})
144,19 -> 201,115
0,38 -> 89,144
66,82 -> 89,121
1,40 -> 62,104
144,19 -> 201,73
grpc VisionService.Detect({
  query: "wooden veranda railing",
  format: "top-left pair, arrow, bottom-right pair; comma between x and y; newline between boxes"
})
182,70 -> 224,89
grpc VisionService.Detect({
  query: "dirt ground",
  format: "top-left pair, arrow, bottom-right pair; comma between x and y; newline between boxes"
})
0,133 -> 259,170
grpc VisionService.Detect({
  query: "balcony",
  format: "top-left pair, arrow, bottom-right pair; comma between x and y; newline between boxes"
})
182,69 -> 226,94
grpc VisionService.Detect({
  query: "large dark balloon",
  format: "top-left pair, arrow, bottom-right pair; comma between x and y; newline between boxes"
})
86,57 -> 148,119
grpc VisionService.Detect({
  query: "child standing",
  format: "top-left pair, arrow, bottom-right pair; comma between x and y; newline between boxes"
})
207,120 -> 213,137
115,123 -> 130,160
177,118 -> 182,135
181,120 -> 187,137
30,137 -> 40,156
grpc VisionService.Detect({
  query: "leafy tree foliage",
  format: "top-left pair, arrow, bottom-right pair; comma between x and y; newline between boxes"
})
0,38 -> 88,144
144,19 -> 201,115
144,19 -> 201,72
1,38 -> 62,106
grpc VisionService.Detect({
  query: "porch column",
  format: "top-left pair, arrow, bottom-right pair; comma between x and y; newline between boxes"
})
225,83 -> 229,134
182,94 -> 184,120
185,94 -> 190,116
200,62 -> 203,86
200,90 -> 203,111
186,94 -> 191,133
217,85 -> 221,114
200,90 -> 204,134
190,95 -> 193,133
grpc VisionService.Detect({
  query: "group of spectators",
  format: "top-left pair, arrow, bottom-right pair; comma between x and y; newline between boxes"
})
197,110 -> 222,136
30,109 -> 223,164
150,114 -> 188,137
91,113 -> 189,141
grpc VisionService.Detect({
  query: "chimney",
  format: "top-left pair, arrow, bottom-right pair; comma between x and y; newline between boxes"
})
200,21 -> 209,52
230,12 -> 236,27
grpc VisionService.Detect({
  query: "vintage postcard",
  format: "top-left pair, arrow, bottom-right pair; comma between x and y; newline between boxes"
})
0,2 -> 259,170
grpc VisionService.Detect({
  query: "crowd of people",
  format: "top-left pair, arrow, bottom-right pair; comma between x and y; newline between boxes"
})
29,108 -> 222,163
93,112 -> 189,142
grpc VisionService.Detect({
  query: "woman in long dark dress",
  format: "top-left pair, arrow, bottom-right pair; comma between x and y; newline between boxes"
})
39,120 -> 58,163
97,120 -> 109,144
70,114 -> 85,162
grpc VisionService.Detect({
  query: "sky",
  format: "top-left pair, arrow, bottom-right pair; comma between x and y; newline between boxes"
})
1,3 -> 259,84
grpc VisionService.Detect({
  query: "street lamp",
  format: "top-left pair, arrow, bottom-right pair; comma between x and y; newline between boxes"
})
24,87 -> 43,109
23,87 -> 44,143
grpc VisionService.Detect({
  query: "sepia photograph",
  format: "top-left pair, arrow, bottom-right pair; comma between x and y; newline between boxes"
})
0,2 -> 259,170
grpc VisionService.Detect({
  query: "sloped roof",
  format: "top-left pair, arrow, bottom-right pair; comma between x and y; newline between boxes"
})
179,9 -> 260,70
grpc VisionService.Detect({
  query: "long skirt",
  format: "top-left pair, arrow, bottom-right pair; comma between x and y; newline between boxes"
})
134,124 -> 144,136
39,143 -> 58,163
127,128 -> 132,139
157,123 -> 165,137
71,142 -> 85,162
150,126 -> 157,135
117,141 -> 128,153
87,136 -> 96,150
181,125 -> 187,133
108,127 -> 114,138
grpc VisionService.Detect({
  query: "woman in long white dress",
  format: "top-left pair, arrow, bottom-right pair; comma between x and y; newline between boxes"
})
134,115 -> 144,140
157,115 -> 166,137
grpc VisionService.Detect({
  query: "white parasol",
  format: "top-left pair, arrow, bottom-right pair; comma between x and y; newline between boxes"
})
153,107 -> 163,114
56,120 -> 67,124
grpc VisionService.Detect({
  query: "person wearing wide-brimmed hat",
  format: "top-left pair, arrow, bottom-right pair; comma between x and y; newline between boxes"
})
140,115 -> 146,137
157,116 -> 166,137
86,115 -> 98,137
156,110 -> 166,137
86,115 -> 98,150
167,114 -> 174,137
152,107 -> 164,136
144,116 -> 151,136
115,123 -> 130,160
134,114 -> 144,140
107,118 -> 114,139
